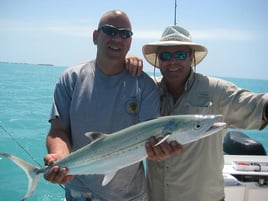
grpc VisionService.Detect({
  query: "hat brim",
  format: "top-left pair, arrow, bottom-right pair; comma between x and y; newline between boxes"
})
142,41 -> 208,68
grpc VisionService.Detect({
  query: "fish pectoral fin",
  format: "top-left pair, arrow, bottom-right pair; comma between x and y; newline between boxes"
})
85,132 -> 108,142
154,134 -> 171,147
102,171 -> 117,186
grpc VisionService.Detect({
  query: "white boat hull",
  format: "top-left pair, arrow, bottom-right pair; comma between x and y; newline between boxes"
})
224,155 -> 268,200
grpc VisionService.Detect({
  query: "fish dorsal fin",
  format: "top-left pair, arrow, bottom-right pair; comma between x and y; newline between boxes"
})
102,171 -> 117,186
85,132 -> 108,142
154,134 -> 171,147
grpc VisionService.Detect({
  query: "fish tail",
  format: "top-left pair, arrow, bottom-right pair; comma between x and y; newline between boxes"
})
0,153 -> 41,201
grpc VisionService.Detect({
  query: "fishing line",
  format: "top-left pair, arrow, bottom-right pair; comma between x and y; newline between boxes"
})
0,124 -> 65,190
0,124 -> 43,167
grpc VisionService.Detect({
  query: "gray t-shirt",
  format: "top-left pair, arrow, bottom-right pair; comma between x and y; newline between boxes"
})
49,60 -> 160,201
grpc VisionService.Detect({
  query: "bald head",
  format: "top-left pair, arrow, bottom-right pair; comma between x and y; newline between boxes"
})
98,10 -> 132,30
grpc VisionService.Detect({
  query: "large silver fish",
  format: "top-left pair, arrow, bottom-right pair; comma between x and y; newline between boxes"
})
0,114 -> 225,201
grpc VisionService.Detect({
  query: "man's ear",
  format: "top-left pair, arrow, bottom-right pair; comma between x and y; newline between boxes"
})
93,30 -> 98,45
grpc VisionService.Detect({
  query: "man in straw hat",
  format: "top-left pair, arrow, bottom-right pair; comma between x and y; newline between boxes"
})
142,25 -> 268,201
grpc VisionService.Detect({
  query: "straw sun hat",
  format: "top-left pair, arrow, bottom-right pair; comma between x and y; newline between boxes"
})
142,25 -> 208,68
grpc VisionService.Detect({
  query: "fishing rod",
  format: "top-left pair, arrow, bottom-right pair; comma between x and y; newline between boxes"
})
174,0 -> 177,25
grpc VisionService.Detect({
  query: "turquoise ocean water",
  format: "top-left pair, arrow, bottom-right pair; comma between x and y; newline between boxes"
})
0,62 -> 268,201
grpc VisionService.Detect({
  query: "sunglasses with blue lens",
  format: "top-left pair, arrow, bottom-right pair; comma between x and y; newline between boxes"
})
98,25 -> 133,39
159,51 -> 189,61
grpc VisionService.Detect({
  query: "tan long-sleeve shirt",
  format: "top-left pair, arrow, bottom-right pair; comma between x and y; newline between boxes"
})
147,70 -> 268,201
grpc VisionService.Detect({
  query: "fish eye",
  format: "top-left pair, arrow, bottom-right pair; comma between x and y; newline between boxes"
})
193,122 -> 202,130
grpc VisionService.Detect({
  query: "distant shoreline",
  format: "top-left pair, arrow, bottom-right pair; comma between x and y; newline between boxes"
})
0,61 -> 55,67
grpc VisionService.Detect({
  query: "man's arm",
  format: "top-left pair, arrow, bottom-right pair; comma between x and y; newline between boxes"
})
263,100 -> 268,121
261,100 -> 268,130
44,118 -> 74,184
125,56 -> 143,76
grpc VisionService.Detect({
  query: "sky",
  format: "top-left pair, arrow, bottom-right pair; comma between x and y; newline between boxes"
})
0,0 -> 268,80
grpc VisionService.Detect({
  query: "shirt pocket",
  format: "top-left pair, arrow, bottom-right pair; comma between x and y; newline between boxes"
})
183,101 -> 213,114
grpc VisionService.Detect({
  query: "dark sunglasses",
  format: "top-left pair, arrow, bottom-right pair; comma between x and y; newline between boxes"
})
98,25 -> 133,39
159,51 -> 189,61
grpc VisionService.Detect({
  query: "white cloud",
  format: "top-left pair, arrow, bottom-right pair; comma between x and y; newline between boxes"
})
0,19 -> 91,37
133,28 -> 254,41
0,19 -> 255,41
43,25 -> 90,37
191,28 -> 254,41
133,31 -> 162,39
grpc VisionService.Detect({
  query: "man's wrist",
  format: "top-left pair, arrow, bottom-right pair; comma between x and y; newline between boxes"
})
265,103 -> 268,121
263,101 -> 268,122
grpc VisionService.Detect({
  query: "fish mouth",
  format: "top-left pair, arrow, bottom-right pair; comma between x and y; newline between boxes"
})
206,122 -> 226,135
